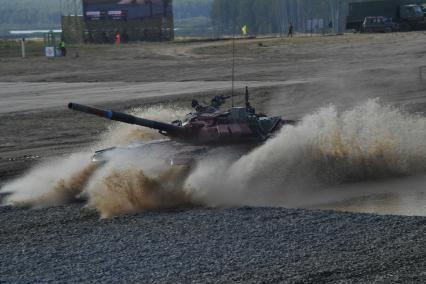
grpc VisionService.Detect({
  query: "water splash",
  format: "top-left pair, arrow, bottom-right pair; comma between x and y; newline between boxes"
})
2,105 -> 190,213
3,153 -> 94,207
86,167 -> 192,218
98,105 -> 189,147
186,99 -> 426,209
3,100 -> 426,217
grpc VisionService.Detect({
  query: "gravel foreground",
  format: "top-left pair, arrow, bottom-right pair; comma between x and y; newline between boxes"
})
0,205 -> 425,283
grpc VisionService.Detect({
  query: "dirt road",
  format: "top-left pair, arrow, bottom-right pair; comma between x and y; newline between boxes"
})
3,33 -> 426,114
0,80 -> 307,113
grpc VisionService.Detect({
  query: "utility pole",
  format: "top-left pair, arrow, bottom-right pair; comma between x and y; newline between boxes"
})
21,38 -> 26,58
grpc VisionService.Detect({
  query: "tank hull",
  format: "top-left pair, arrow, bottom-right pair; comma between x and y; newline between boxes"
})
92,139 -> 256,168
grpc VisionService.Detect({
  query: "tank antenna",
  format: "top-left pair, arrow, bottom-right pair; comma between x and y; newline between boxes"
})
231,27 -> 236,107
245,86 -> 249,108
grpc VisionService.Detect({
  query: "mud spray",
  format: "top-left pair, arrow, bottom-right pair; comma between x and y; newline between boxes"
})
2,100 -> 426,217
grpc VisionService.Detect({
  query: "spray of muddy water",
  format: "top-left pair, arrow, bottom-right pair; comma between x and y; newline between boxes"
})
186,99 -> 426,214
2,153 -> 95,208
2,100 -> 426,217
87,167 -> 191,218
2,106 -> 191,216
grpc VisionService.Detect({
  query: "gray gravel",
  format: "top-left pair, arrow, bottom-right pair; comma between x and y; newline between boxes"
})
1,205 -> 425,283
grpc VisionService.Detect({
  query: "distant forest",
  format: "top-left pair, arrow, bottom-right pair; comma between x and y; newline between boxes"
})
0,0 -> 61,35
1,0 -> 384,37
210,0 -> 353,36
173,0 -> 213,36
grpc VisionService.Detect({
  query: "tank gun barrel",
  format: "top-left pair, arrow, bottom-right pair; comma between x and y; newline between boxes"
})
68,103 -> 185,137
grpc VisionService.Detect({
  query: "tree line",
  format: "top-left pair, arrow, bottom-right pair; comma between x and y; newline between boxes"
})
1,0 -> 379,37
174,0 -> 212,20
210,0 -> 358,36
0,0 -> 61,33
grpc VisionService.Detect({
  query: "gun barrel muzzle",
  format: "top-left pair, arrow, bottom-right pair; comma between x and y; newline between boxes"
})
68,102 -> 185,137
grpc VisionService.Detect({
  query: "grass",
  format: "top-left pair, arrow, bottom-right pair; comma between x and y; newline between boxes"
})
191,32 -> 387,56
0,39 -> 45,58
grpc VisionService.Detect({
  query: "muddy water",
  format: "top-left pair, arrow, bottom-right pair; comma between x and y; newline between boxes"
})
310,175 -> 426,216
317,191 -> 426,216
4,101 -> 426,218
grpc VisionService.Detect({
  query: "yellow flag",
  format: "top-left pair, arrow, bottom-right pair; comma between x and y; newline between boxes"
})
242,24 -> 247,35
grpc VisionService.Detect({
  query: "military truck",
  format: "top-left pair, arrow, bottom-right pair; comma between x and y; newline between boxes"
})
347,0 -> 426,31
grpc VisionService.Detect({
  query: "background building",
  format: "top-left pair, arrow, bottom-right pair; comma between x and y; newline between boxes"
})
62,0 -> 174,43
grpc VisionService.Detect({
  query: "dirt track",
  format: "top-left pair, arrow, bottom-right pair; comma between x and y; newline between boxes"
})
1,33 -> 426,282
2,33 -> 426,185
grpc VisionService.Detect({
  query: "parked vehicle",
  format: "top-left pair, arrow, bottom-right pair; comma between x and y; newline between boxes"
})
347,0 -> 426,31
361,16 -> 399,33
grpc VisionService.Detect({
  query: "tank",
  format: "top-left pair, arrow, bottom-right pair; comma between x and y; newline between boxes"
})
68,87 -> 296,166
